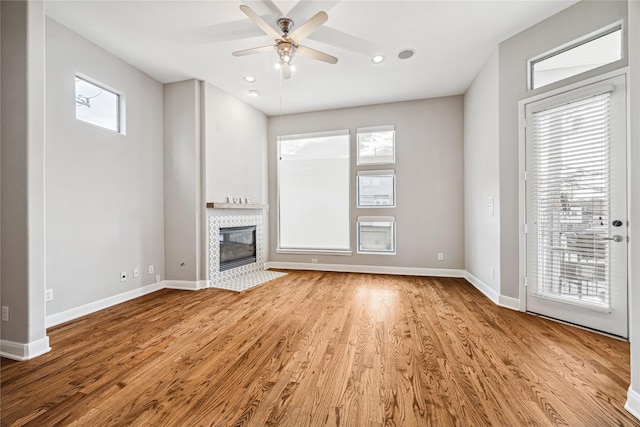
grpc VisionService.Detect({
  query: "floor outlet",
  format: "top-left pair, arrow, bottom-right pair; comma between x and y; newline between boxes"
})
121,272 -> 127,282
45,289 -> 54,302
1,306 -> 8,322
133,268 -> 139,278
148,265 -> 154,274
437,253 -> 444,261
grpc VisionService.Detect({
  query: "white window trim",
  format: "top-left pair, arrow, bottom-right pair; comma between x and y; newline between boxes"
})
356,125 -> 396,166
357,216 -> 396,255
357,169 -> 396,208
276,129 -> 352,254
75,72 -> 126,135
527,21 -> 624,91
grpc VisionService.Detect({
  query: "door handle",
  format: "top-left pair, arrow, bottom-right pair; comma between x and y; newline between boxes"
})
601,235 -> 624,242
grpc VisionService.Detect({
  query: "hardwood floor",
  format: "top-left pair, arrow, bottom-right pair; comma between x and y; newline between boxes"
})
1,271 -> 637,426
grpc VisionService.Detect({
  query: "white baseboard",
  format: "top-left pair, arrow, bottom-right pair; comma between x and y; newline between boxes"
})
164,280 -> 210,291
0,336 -> 51,361
464,271 -> 500,305
626,387 -> 640,421
499,295 -> 521,311
265,261 -> 465,278
46,282 -> 165,328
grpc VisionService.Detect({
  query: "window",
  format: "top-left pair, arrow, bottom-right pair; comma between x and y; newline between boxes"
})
277,130 -> 350,253
357,169 -> 395,208
357,217 -> 395,254
529,24 -> 622,90
75,74 -> 124,133
357,125 -> 395,165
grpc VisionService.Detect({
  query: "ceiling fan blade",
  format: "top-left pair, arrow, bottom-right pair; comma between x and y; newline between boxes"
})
297,45 -> 338,64
287,11 -> 328,43
281,62 -> 292,79
232,45 -> 274,57
239,5 -> 282,41
287,1 -> 339,25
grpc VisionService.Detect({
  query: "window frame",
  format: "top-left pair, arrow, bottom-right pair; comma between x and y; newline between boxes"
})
357,216 -> 396,255
75,73 -> 126,134
356,169 -> 396,208
528,22 -> 623,90
276,129 -> 352,255
356,125 -> 396,166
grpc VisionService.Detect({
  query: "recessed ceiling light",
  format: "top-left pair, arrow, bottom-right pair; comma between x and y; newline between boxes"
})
398,49 -> 415,60
248,90 -> 259,97
371,55 -> 385,64
243,76 -> 256,83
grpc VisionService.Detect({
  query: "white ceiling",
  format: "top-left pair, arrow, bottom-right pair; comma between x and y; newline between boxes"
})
45,0 -> 578,116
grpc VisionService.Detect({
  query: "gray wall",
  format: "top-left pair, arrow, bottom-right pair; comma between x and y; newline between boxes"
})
497,0 -> 628,298
1,1 -> 47,346
464,48 -> 500,291
628,0 -> 640,414
164,80 -> 202,281
45,18 -> 164,315
267,97 -> 464,269
203,83 -> 268,207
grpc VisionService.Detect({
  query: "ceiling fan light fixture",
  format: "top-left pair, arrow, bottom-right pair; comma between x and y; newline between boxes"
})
372,55 -> 385,64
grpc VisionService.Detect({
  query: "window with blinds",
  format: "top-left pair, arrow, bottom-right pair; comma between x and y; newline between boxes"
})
528,90 -> 612,309
277,130 -> 350,253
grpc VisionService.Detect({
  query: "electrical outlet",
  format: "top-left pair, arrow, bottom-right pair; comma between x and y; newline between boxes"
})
45,289 -> 54,302
120,272 -> 127,282
311,259 -> 318,264
1,306 -> 8,322
148,265 -> 154,274
437,253 -> 444,261
133,268 -> 139,278
156,274 -> 161,283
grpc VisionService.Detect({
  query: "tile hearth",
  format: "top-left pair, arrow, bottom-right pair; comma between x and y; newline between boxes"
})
208,214 -> 285,292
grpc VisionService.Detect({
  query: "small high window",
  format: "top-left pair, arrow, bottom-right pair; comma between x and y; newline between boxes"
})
75,74 -> 124,133
529,24 -> 622,90
357,125 -> 395,165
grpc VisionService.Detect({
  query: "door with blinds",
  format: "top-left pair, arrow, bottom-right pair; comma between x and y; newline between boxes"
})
524,75 -> 628,338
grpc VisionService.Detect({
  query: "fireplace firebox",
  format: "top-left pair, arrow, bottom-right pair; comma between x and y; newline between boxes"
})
219,226 -> 257,271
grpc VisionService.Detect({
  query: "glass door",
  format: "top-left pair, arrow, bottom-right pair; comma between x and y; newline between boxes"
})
524,75 -> 628,338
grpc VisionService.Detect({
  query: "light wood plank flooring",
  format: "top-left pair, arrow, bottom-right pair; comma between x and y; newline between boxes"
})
1,271 -> 638,426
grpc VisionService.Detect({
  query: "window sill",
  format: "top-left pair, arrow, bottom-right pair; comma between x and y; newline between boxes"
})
276,249 -> 353,256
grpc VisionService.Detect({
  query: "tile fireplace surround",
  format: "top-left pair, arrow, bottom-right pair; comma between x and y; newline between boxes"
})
208,214 -> 285,292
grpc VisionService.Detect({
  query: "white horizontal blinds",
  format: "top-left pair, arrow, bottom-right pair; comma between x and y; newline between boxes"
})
529,90 -> 612,308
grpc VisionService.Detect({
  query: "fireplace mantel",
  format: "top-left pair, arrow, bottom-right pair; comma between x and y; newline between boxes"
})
206,202 -> 268,210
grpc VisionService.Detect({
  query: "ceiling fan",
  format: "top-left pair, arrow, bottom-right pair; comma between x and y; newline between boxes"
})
232,5 -> 338,79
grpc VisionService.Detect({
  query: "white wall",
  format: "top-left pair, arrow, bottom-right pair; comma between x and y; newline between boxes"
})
0,0 -> 49,359
497,0 -> 628,299
45,18 -> 164,315
627,0 -> 640,420
464,48 -> 501,294
267,97 -> 464,271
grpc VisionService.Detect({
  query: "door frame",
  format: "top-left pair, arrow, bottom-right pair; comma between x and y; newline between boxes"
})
518,68 -> 630,326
